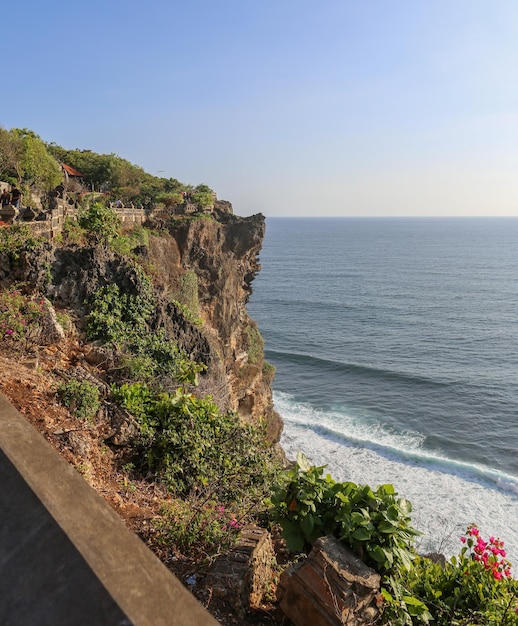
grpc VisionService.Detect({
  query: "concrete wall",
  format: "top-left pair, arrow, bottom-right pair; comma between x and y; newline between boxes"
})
0,393 -> 219,626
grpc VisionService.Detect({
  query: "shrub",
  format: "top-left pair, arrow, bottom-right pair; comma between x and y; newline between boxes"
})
57,379 -> 100,421
77,201 -> 121,244
382,526 -> 518,625
190,183 -> 215,208
0,289 -> 45,347
244,324 -> 264,366
0,223 -> 43,262
112,383 -> 282,501
87,282 -> 203,387
61,216 -> 85,244
153,497 -> 242,556
262,360 -> 276,382
270,452 -> 420,573
110,225 -> 150,257
173,270 -> 199,318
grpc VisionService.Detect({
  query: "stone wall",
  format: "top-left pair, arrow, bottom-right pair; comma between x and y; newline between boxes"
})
2,200 -> 147,240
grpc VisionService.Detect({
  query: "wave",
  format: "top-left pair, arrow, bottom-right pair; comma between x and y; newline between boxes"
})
266,349 -> 451,388
274,391 -> 518,498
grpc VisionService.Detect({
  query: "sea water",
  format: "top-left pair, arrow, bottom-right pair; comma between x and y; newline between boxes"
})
247,217 -> 518,563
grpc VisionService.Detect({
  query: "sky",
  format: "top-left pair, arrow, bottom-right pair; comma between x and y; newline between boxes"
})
4,1 -> 518,217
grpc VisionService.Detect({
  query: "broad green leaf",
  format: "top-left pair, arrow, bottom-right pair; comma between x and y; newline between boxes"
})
367,544 -> 386,563
352,527 -> 373,541
300,514 -> 315,538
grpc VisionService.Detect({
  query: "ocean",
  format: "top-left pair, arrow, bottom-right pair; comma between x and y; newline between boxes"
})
247,217 -> 518,565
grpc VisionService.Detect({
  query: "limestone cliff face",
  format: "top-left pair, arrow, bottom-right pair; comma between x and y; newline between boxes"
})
147,210 -> 281,440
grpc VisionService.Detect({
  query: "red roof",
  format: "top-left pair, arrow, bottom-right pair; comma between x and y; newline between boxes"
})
62,163 -> 85,177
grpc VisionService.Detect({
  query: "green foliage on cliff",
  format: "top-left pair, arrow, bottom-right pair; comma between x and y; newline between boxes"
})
57,379 -> 100,421
0,223 -> 43,262
86,281 -> 202,386
172,270 -> 199,318
270,452 -> 420,573
190,183 -> 215,208
2,125 -> 217,210
0,288 -> 45,346
112,382 -> 281,500
46,141 -> 212,207
78,202 -> 122,245
244,323 -> 264,366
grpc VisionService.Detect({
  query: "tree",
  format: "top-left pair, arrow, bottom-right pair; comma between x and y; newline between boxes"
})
0,128 -> 62,190
16,129 -> 62,190
191,183 -> 215,208
0,127 -> 24,183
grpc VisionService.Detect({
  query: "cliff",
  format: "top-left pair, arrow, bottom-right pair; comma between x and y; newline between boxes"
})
0,205 -> 281,442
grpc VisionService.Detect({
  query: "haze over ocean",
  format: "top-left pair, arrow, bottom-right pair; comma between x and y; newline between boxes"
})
248,217 -> 518,563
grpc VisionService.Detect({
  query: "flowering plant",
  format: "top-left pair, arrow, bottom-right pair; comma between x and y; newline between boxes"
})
153,498 -> 243,557
385,525 -> 518,625
461,524 -> 512,581
0,289 -> 45,346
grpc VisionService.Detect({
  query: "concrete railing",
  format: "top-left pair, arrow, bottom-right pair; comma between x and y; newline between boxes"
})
0,393 -> 219,625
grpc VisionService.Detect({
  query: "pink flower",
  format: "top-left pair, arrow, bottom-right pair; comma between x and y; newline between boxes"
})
460,536 -> 466,543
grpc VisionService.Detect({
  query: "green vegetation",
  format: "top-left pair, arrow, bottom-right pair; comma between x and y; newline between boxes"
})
112,383 -> 279,498
190,183 -> 215,208
57,379 -> 100,421
0,128 -> 62,191
0,223 -> 43,262
270,453 -> 518,624
86,281 -> 203,387
110,380 -> 282,557
382,526 -> 518,624
1,125 -> 215,214
154,497 -> 243,557
46,141 -> 214,208
110,225 -> 150,257
262,360 -> 276,382
244,323 -> 264,366
78,202 -> 122,245
270,452 -> 419,571
173,270 -> 199,318
0,288 -> 45,347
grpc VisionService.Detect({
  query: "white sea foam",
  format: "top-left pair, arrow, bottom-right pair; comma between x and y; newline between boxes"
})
275,391 -> 518,567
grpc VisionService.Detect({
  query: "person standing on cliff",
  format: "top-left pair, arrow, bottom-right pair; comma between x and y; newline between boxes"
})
10,186 -> 21,208
0,188 -> 10,206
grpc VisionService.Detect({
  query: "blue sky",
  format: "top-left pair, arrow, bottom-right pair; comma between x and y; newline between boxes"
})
4,1 -> 518,217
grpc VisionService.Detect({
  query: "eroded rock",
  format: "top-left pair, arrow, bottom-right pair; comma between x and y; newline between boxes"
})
203,525 -> 276,618
278,536 -> 381,626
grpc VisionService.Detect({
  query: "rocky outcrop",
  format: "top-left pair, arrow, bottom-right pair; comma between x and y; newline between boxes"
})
203,525 -> 276,618
161,211 -> 278,434
278,536 -> 381,626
